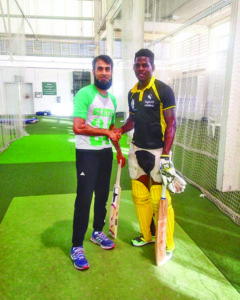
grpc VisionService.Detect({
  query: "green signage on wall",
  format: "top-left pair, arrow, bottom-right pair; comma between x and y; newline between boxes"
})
42,82 -> 57,95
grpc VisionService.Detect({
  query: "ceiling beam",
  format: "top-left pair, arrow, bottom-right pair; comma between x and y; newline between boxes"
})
0,1 -> 8,33
0,33 -> 94,41
0,14 -> 94,21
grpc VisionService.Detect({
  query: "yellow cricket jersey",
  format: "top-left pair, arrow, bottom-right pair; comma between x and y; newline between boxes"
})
128,76 -> 176,149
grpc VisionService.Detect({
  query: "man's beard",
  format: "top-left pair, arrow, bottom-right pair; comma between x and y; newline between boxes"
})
94,77 -> 112,90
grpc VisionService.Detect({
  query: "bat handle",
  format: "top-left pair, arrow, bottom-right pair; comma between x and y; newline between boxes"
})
161,184 -> 167,198
116,160 -> 122,185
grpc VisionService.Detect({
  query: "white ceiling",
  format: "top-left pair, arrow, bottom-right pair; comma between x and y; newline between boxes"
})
0,0 -> 232,41
0,0 -> 94,39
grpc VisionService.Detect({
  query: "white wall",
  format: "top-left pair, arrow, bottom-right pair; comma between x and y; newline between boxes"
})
0,56 -> 93,116
25,68 -> 74,116
0,56 -> 130,116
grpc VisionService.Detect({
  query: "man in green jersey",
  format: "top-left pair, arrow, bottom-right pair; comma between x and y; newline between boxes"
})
115,49 -> 186,260
71,55 -> 126,270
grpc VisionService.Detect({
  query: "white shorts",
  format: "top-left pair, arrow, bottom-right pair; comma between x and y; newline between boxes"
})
128,143 -> 163,182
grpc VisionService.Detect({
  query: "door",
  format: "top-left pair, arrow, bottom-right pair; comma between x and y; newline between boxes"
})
4,82 -> 34,115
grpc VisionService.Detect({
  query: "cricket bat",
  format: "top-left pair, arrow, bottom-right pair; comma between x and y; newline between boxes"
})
109,160 -> 122,239
155,184 -> 168,266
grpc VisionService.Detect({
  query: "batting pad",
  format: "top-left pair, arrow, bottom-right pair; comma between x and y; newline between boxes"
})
150,185 -> 175,250
132,180 -> 153,242
166,204 -> 175,251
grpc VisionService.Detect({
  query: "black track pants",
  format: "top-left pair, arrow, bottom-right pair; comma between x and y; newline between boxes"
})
72,148 -> 113,247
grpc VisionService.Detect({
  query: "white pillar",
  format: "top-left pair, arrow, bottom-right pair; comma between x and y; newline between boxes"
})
106,17 -> 114,57
94,0 -> 100,56
217,0 -> 240,191
121,0 -> 145,113
121,0 -> 144,64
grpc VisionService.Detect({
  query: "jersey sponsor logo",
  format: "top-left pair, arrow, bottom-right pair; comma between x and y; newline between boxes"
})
144,93 -> 155,107
144,99 -> 155,107
93,107 -> 114,117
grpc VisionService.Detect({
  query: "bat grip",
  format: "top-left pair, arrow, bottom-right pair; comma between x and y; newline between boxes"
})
161,184 -> 167,199
116,160 -> 122,186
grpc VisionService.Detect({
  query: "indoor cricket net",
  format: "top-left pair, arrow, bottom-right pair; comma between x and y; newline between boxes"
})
148,1 -> 240,224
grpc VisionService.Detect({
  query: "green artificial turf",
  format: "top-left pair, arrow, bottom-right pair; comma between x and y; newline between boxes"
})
0,116 -> 130,221
0,159 -> 131,223
1,193 -> 239,300
0,116 -> 129,164
0,134 -> 75,164
173,185 -> 240,292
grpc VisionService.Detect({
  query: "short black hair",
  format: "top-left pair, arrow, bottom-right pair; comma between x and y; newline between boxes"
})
92,55 -> 113,70
134,48 -> 154,65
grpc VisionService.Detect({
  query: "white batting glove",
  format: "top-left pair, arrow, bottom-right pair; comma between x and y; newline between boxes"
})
159,155 -> 176,187
168,173 -> 187,193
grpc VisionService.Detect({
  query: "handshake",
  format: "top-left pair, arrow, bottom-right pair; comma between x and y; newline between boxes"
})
108,127 -> 122,142
160,154 -> 187,193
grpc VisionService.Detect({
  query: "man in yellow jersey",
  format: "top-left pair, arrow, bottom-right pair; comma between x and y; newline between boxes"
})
115,49 -> 186,259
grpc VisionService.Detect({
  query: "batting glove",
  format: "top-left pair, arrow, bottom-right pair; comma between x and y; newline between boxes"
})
160,154 -> 176,188
168,173 -> 187,193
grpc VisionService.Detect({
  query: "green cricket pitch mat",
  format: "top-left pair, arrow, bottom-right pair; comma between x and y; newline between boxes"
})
0,192 -> 239,300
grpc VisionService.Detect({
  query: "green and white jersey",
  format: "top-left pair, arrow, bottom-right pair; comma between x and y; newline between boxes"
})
73,84 -> 117,150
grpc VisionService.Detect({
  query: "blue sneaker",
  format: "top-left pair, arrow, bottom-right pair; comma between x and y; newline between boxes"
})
90,231 -> 115,250
71,246 -> 89,270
